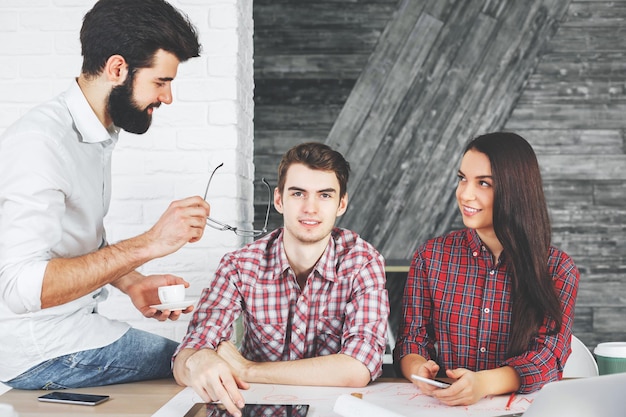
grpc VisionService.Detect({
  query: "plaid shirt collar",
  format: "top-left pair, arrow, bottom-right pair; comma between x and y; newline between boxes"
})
271,228 -> 340,284
464,227 -> 507,267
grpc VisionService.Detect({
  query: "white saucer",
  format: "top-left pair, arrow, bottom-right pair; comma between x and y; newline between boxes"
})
149,299 -> 196,311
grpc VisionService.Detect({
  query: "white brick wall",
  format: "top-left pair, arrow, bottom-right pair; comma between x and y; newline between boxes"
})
0,0 -> 254,342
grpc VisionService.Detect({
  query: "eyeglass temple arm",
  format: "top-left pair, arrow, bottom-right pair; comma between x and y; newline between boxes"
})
260,178 -> 271,231
203,162 -> 224,200
205,171 -> 271,234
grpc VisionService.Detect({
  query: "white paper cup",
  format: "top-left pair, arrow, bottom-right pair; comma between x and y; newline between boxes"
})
594,342 -> 626,375
157,284 -> 185,304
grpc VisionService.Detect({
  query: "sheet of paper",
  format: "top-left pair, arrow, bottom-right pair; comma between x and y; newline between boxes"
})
334,393 -> 406,417
152,387 -> 200,417
152,382 -> 534,417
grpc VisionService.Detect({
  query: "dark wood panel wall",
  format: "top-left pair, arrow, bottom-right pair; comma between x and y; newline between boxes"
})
253,0 -> 398,229
506,1 -> 626,347
253,0 -> 626,349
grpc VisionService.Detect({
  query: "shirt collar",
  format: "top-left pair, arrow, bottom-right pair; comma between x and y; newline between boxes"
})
272,228 -> 339,283
273,230 -> 291,276
65,79 -> 120,145
314,236 -> 339,282
465,228 -> 484,254
465,228 -> 507,266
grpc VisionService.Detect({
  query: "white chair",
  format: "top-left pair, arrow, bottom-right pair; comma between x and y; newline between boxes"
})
562,334 -> 599,377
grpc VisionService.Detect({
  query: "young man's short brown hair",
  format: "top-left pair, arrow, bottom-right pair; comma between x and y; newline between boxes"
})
277,142 -> 350,198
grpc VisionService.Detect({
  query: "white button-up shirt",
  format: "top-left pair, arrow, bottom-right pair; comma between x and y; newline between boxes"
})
0,81 -> 129,381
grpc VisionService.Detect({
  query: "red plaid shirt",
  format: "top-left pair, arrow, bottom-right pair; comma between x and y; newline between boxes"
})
177,228 -> 389,379
395,228 -> 579,393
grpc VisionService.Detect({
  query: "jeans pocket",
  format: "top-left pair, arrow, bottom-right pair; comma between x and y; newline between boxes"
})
41,380 -> 70,390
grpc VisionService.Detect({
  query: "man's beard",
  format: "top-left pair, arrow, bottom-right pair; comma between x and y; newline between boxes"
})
107,73 -> 159,134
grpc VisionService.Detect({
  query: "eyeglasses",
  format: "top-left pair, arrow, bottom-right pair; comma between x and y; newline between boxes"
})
203,163 -> 271,237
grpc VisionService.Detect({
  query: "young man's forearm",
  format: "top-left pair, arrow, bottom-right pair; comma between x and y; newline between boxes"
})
243,353 -> 371,387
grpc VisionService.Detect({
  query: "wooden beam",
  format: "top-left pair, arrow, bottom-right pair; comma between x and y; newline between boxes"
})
327,0 -> 572,258
326,0 -> 437,155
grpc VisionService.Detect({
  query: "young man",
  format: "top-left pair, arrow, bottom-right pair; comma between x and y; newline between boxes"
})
0,0 -> 209,389
173,142 -> 390,417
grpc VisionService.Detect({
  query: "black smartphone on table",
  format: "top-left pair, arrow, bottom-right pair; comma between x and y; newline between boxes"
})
37,391 -> 110,406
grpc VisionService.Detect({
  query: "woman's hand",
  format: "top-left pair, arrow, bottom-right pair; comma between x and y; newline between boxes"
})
430,368 -> 485,406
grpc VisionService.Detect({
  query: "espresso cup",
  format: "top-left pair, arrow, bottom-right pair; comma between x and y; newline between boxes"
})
157,284 -> 185,304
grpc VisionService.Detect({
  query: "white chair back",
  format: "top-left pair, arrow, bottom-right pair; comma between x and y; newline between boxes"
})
562,334 -> 599,378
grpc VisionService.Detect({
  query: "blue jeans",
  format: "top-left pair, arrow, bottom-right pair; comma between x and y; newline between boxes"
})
4,328 -> 178,390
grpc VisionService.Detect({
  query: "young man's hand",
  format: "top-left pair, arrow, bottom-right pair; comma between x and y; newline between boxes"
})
174,348 -> 250,417
217,341 -> 253,377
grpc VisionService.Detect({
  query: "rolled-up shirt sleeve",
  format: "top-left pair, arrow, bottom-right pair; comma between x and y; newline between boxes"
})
1,88 -> 113,315
175,253 -> 243,356
339,253 -> 389,380
394,249 -> 436,362
0,132 -> 71,314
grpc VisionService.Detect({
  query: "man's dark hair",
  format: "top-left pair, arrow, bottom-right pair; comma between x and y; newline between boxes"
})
277,142 -> 351,198
80,0 -> 200,76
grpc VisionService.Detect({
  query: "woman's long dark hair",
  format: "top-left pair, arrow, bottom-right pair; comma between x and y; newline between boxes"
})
465,132 -> 562,357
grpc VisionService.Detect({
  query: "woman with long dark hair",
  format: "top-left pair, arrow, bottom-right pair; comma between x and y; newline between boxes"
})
394,132 -> 579,406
